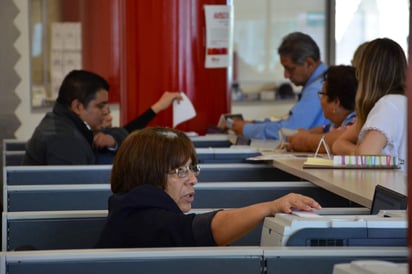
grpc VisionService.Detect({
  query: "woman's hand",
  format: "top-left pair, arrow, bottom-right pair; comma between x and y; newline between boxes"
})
271,193 -> 321,214
151,91 -> 183,113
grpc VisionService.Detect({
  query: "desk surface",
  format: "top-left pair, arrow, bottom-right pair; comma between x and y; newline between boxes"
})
271,158 -> 407,208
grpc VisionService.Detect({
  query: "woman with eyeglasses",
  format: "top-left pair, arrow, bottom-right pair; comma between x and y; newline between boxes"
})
284,65 -> 357,153
96,126 -> 320,248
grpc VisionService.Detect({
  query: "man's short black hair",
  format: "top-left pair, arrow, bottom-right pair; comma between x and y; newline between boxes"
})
56,70 -> 109,107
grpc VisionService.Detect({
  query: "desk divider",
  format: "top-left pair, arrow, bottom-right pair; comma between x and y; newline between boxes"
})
5,180 -> 352,212
0,247 -> 407,274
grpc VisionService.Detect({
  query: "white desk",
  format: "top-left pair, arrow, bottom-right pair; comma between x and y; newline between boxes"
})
271,158 -> 407,208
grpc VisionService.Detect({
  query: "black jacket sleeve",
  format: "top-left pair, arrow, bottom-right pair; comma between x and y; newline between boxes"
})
123,108 -> 156,133
101,127 -> 129,146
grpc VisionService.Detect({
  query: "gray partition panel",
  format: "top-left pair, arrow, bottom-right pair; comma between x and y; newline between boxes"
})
4,152 -> 24,166
7,189 -> 111,211
4,247 -> 407,274
3,140 -> 25,151
198,165 -> 299,182
197,152 -> 261,163
7,217 -> 262,250
7,217 -> 106,251
7,258 -> 262,274
5,204 -> 267,251
6,164 -> 295,186
263,248 -> 408,274
192,185 -> 352,208
265,256 -> 407,274
192,140 -> 232,148
7,182 -> 352,212
6,252 -> 263,274
6,166 -> 112,185
5,214 -> 261,250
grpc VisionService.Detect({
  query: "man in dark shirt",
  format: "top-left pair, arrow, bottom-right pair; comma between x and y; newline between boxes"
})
23,70 -> 111,165
24,70 -> 183,165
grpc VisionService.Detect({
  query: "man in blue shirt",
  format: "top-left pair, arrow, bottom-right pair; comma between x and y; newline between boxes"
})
230,32 -> 330,139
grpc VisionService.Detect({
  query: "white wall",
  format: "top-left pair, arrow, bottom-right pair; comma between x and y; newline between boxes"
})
14,0 -> 40,140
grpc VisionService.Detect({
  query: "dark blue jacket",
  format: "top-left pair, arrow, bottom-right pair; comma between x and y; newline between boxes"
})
96,184 -> 218,248
23,102 -> 96,165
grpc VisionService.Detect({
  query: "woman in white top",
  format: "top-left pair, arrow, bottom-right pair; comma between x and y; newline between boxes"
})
332,38 -> 407,169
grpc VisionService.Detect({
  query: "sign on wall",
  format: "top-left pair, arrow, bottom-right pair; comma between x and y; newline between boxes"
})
204,5 -> 231,68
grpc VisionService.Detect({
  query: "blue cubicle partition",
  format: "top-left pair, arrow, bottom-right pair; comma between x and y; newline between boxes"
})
2,139 -> 25,151
5,181 -> 351,212
94,148 -> 263,165
5,165 -> 113,185
196,148 -> 261,163
3,210 -> 107,251
3,140 -> 261,166
190,135 -> 232,148
5,163 -> 299,186
4,247 -> 264,274
6,185 -> 111,212
3,151 -> 25,166
263,247 -> 408,274
2,247 -> 407,274
3,136 -> 233,151
198,164 -> 299,182
3,210 -> 261,251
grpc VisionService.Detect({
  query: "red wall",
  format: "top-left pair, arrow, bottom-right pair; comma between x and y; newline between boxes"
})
60,0 -> 121,103
61,0 -> 229,134
80,0 -> 121,103
119,0 -> 230,134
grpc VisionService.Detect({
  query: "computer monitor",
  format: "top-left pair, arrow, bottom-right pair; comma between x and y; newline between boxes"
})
370,184 -> 407,214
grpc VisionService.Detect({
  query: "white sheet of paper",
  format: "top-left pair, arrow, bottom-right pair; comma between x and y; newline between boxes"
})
173,92 -> 196,127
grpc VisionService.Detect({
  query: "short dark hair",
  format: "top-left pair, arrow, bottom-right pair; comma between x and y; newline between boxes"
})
110,127 -> 198,193
56,70 -> 109,107
278,32 -> 320,64
323,65 -> 357,111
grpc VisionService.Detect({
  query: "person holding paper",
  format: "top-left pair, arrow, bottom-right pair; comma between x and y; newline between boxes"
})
23,69 -> 182,165
94,91 -> 183,149
284,65 -> 357,153
95,126 -> 321,248
332,38 -> 407,169
93,91 -> 182,164
227,32 -> 330,139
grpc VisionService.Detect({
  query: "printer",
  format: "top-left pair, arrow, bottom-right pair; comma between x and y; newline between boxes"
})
260,209 -> 407,247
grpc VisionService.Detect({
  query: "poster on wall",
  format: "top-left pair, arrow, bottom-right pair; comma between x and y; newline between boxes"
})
204,5 -> 231,68
50,22 -> 82,102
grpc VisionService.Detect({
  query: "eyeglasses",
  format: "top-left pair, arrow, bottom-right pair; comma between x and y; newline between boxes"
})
169,165 -> 200,178
317,91 -> 327,98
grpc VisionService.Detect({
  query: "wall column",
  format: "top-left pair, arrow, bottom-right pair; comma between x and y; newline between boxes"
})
119,0 -> 230,134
